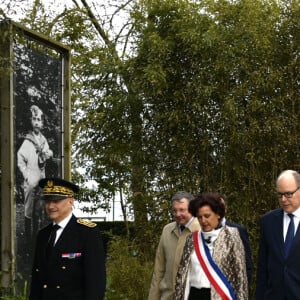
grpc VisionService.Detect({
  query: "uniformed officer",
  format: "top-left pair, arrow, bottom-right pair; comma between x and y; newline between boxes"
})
29,178 -> 106,300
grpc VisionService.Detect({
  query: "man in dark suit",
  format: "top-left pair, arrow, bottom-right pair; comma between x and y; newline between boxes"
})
256,169 -> 300,300
29,178 -> 106,300
220,196 -> 253,285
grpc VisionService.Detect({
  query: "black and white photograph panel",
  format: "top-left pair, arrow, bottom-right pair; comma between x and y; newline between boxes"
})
13,40 -> 64,283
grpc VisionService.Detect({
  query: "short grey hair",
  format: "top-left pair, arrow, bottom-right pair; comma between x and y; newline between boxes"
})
171,191 -> 194,204
277,169 -> 300,186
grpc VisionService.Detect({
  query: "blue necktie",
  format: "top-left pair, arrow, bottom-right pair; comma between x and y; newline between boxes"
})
285,214 -> 295,257
180,225 -> 185,234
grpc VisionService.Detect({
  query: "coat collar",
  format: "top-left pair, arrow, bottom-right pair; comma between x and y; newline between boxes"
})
172,217 -> 200,237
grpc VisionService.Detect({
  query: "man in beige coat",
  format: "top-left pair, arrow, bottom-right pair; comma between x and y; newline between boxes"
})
148,191 -> 200,300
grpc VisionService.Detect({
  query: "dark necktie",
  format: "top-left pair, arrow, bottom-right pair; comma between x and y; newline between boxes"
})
285,214 -> 295,257
46,224 -> 60,257
180,225 -> 185,234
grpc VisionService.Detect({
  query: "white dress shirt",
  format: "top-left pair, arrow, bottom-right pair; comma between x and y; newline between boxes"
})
189,227 -> 223,289
53,213 -> 73,244
283,207 -> 300,241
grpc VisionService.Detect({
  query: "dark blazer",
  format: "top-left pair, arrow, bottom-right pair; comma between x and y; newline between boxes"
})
29,215 -> 106,300
255,208 -> 300,300
225,219 -> 253,285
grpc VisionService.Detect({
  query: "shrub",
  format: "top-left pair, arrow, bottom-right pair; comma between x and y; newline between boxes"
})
105,236 -> 153,300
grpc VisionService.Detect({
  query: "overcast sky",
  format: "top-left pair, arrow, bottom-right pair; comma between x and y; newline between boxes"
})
0,0 -> 129,221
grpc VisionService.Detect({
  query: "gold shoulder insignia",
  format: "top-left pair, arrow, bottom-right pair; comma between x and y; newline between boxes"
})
77,218 -> 97,228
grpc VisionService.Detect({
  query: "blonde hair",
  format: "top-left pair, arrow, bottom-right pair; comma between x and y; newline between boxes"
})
30,105 -> 43,118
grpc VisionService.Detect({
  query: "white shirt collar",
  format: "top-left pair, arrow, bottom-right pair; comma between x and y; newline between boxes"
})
185,217 -> 195,229
287,207 -> 300,218
54,212 -> 73,229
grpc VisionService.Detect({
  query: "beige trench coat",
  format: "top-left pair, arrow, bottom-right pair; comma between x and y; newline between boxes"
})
148,218 -> 200,300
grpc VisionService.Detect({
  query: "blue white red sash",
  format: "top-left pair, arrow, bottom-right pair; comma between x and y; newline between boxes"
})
193,230 -> 236,300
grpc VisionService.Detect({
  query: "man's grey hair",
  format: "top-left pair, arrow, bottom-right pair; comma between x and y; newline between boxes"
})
277,170 -> 300,186
171,191 -> 194,203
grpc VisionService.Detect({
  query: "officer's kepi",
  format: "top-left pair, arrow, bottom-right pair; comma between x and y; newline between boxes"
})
39,178 -> 79,201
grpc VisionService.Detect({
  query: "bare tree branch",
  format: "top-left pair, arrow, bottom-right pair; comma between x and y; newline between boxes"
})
79,0 -> 122,65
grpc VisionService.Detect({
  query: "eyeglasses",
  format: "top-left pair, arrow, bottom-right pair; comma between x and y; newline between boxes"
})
277,187 -> 300,199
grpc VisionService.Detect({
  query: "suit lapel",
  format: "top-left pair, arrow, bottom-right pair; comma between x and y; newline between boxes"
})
272,209 -> 285,257
42,224 -> 54,259
288,216 -> 300,258
275,209 -> 300,259
169,221 -> 179,238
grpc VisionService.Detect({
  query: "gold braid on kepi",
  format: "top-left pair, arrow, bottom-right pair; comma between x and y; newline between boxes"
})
39,177 -> 79,201
43,181 -> 74,197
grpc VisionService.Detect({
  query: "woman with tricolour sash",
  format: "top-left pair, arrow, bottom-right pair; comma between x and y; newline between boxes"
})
174,192 -> 248,300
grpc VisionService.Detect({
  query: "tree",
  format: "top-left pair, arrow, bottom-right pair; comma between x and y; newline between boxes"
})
2,0 -> 300,297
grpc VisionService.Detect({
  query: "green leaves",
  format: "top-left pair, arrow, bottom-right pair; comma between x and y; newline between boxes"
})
3,0 -> 300,288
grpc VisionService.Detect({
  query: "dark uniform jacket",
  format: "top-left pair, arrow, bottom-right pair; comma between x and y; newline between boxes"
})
29,215 -> 106,300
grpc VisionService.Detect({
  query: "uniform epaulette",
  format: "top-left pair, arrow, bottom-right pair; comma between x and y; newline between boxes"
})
77,218 -> 97,228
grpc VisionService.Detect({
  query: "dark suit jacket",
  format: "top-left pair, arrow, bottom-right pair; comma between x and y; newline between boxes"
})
226,219 -> 253,285
255,208 -> 300,300
29,215 -> 106,300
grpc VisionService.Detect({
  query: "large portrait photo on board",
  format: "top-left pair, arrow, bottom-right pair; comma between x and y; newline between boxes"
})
13,41 -> 64,281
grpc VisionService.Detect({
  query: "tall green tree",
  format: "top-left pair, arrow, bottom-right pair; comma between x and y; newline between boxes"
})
2,0 -> 300,296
